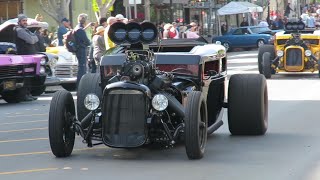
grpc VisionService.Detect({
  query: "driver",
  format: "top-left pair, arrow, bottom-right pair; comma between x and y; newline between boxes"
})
15,14 -> 39,55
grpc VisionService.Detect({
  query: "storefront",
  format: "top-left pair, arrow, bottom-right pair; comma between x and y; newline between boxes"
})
0,0 -> 23,23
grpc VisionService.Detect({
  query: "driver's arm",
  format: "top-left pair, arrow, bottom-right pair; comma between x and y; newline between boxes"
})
16,28 -> 39,44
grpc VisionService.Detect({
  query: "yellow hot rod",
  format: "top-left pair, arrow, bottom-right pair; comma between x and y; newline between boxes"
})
258,21 -> 320,78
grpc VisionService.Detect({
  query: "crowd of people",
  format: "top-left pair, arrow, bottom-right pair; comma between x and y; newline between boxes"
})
157,20 -> 201,39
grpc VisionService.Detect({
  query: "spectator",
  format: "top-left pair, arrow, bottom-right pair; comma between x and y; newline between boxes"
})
57,18 -> 71,46
99,17 -> 107,27
307,13 -> 316,28
41,29 -> 51,46
240,17 -> 249,27
272,17 -> 284,30
115,14 -> 125,22
74,13 -> 91,87
285,3 -> 294,17
186,22 -> 200,39
35,14 -> 43,22
221,23 -> 228,35
92,26 -> 106,73
104,16 -> 117,50
34,28 -> 46,52
171,22 -> 180,39
163,23 -> 173,39
15,14 -> 39,101
157,21 -> 165,39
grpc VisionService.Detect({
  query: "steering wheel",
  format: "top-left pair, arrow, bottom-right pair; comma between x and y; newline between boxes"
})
171,68 -> 194,75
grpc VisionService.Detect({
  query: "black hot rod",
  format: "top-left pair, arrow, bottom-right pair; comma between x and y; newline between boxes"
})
48,22 -> 268,160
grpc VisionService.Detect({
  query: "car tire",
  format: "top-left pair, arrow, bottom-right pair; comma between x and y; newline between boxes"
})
1,88 -> 27,103
262,52 -> 272,79
258,45 -> 275,74
257,39 -> 265,48
222,42 -> 231,52
228,74 -> 268,135
61,83 -> 77,91
185,91 -> 208,160
49,90 -> 75,157
77,73 -> 101,121
31,86 -> 46,96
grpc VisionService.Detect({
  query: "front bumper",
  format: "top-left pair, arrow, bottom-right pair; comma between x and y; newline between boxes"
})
0,74 -> 46,92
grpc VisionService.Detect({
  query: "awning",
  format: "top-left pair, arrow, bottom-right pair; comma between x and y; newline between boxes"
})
217,1 -> 263,16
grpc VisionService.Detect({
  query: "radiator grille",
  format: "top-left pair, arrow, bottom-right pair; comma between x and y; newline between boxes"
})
285,48 -> 303,67
103,89 -> 147,147
0,64 -> 36,78
54,65 -> 78,78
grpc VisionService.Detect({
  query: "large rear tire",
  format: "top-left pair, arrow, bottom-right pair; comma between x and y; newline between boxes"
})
258,45 -> 275,74
185,91 -> 208,160
228,74 -> 268,135
49,90 -> 76,157
77,73 -> 101,121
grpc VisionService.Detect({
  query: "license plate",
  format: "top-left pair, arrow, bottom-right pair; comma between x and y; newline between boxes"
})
3,81 -> 16,90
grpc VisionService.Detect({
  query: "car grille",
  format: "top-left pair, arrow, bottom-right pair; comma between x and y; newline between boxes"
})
0,64 -> 36,78
54,65 -> 78,78
102,89 -> 147,147
285,48 -> 303,67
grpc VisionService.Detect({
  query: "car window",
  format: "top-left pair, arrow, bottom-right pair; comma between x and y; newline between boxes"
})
232,29 -> 243,35
250,27 -> 271,34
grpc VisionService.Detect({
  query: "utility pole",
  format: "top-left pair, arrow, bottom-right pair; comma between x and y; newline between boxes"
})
170,0 -> 173,22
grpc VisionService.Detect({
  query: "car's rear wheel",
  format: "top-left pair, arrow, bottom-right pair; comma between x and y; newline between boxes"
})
185,91 -> 208,160
77,73 -> 101,121
1,88 -> 27,103
258,45 -> 275,74
262,52 -> 272,79
227,74 -> 268,135
49,90 -> 75,157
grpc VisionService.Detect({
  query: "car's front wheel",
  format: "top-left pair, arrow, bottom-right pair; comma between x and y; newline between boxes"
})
185,91 -> 208,160
227,74 -> 268,135
1,88 -> 27,103
49,90 -> 75,157
222,42 -> 231,51
257,39 -> 265,48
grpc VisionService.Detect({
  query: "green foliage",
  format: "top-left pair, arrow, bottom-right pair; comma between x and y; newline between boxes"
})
92,0 -> 109,12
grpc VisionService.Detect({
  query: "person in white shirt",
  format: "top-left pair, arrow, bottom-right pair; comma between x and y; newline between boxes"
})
307,13 -> 316,28
258,20 -> 269,27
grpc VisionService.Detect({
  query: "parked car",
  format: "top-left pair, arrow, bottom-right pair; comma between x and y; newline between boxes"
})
48,22 -> 268,159
258,21 -> 320,78
212,26 -> 274,51
0,18 -> 58,102
46,46 -> 78,91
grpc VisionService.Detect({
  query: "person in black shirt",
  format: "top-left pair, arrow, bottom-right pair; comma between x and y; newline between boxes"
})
240,17 -> 249,27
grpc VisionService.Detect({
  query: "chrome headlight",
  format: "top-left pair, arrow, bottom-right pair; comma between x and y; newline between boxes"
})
40,66 -> 46,74
40,58 -> 46,65
84,93 -> 100,111
305,50 -> 312,57
276,50 -> 284,57
152,94 -> 168,111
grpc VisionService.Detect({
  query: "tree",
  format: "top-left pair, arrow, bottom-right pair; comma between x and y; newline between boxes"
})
92,0 -> 116,22
39,0 -> 71,25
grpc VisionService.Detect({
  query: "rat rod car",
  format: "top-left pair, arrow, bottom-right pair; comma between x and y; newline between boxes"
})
258,21 -> 320,78
0,18 -> 58,103
49,22 -> 268,159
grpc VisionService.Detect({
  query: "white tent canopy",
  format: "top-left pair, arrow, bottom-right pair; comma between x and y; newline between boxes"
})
217,1 -> 263,16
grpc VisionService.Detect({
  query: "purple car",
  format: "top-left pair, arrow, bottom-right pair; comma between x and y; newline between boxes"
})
0,18 -> 48,103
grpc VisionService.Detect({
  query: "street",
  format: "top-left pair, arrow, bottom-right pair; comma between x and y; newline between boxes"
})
1,50 -> 320,180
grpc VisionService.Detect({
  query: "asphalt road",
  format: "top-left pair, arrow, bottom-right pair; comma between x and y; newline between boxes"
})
1,50 -> 320,180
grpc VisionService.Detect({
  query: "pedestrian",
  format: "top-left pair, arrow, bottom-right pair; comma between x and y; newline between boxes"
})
186,22 -> 200,39
221,23 -> 228,35
74,13 -> 91,87
104,16 -> 116,51
307,13 -> 316,28
15,14 -> 39,101
57,17 -> 71,46
163,23 -> 173,39
92,26 -> 106,73
285,3 -> 294,17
